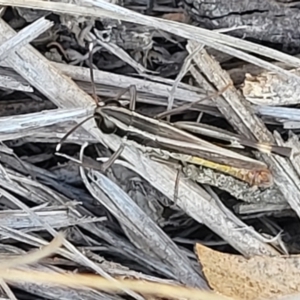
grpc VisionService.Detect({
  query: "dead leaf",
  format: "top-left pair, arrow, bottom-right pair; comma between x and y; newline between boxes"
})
195,243 -> 300,300
160,13 -> 190,23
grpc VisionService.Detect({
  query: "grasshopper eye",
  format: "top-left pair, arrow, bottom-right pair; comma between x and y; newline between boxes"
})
94,112 -> 117,134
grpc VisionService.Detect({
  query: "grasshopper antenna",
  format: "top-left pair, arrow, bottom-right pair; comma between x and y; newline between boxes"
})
89,41 -> 99,105
55,115 -> 100,152
56,41 -> 100,152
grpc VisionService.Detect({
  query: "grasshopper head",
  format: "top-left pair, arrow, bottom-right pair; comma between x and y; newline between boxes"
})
94,101 -> 120,134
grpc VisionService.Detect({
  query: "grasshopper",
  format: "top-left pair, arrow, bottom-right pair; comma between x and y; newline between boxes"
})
56,42 -> 292,189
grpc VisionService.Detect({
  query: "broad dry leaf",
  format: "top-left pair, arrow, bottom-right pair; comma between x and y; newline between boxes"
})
195,243 -> 300,300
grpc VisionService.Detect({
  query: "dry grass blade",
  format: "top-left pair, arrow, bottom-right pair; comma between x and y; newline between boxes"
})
3,0 -> 300,82
91,34 -> 153,74
0,73 -> 33,91
0,269 -> 235,300
0,107 -> 91,136
0,229 -> 226,300
0,232 -> 65,270
0,228 -> 233,300
164,43 -> 204,120
0,17 -> 53,62
77,143 -> 209,289
0,61 -> 207,107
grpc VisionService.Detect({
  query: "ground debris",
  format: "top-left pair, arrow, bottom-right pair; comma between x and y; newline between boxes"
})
0,1 -> 299,299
